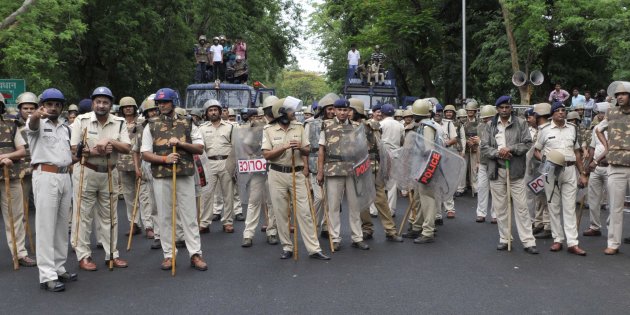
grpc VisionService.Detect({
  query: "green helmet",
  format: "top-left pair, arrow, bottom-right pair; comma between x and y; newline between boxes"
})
456,108 -> 467,118
348,98 -> 365,117
465,99 -> 479,111
262,95 -> 279,109
190,108 -> 203,118
16,92 -> 39,108
174,107 -> 187,116
479,105 -> 496,119
411,99 -> 432,116
394,109 -> 403,117
143,98 -> 157,111
566,111 -> 581,121
443,105 -> 456,113
318,93 -> 339,108
402,109 -> 413,117
67,104 -> 79,112
533,103 -> 551,116
119,96 -> 138,108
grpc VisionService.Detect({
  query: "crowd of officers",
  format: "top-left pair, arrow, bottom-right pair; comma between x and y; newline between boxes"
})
1,81 -> 629,293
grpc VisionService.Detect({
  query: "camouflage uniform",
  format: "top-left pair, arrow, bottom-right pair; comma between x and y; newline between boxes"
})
194,42 -> 211,83
141,113 -> 203,259
359,119 -> 399,237
319,118 -> 364,244
599,107 -> 630,250
0,118 -> 29,261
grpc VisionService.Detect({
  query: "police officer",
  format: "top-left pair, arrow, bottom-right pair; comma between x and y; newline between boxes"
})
139,98 -> 162,249
194,35 -> 211,83
317,99 -> 369,251
530,103 -> 552,239
534,102 -> 588,255
140,88 -> 207,270
434,104 -> 458,219
379,103 -> 404,217
350,99 -> 403,242
481,96 -> 538,254
475,105 -> 497,223
0,92 -> 35,267
71,87 -> 131,270
262,98 -> 329,260
401,99 -> 439,244
595,81 -> 630,254
457,100 -> 480,197
583,102 -> 609,237
27,88 -> 77,292
198,100 -> 237,233
67,104 -> 79,125
16,92 -> 39,245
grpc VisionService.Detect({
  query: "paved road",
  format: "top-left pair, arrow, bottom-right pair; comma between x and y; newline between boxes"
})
1,194 -> 629,314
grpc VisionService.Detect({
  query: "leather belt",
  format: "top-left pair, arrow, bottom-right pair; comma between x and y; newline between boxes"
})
208,155 -> 229,160
35,164 -> 69,174
269,163 -> 303,173
84,162 -> 111,173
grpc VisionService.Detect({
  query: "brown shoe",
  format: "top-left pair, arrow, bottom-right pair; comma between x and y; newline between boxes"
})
79,257 -> 97,271
105,258 -> 129,268
223,224 -> 234,233
190,254 -> 208,271
146,228 -> 155,239
475,216 -> 485,223
582,228 -> 602,237
604,247 -> 619,255
567,245 -> 587,256
125,223 -> 142,236
260,225 -> 267,232
199,226 -> 210,234
160,258 -> 172,270
18,256 -> 37,267
447,211 -> 455,219
490,218 -> 497,224
549,242 -> 563,252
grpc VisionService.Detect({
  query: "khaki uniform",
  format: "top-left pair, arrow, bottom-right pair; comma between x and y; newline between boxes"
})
198,120 -> 236,227
70,113 -> 130,262
17,124 -> 33,228
437,119 -> 458,216
0,119 -> 29,260
26,118 -> 73,283
141,113 -> 203,258
304,118 -> 327,232
587,128 -> 607,232
409,120 -> 438,237
359,119 -> 398,237
459,118 -> 479,194
379,117 -> 405,215
529,125 -> 551,232
262,121 -> 321,254
598,108 -> 630,249
535,120 -> 581,247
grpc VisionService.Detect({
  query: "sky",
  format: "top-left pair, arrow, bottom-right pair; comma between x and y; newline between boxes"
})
291,0 -> 326,73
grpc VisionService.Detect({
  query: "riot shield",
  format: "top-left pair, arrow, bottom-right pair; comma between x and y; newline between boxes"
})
339,124 -> 376,211
233,126 -> 266,204
390,130 -> 465,200
377,140 -> 394,184
306,118 -> 322,174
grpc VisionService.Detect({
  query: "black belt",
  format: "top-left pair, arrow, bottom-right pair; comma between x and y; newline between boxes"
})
565,161 -> 576,166
269,163 -> 303,173
208,155 -> 229,160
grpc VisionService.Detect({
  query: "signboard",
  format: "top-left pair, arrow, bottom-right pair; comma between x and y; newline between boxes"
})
0,79 -> 26,105
527,174 -> 545,195
237,159 -> 267,174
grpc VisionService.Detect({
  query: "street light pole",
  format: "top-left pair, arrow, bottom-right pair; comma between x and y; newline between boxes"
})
462,0 -> 466,103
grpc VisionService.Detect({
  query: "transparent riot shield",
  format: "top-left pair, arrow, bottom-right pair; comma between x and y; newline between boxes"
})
339,124 -> 376,210
306,118 -> 322,174
233,126 -> 266,204
390,130 -> 465,200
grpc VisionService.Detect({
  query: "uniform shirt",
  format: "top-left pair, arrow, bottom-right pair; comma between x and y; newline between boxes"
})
347,49 -> 360,66
528,126 -> 537,140
319,117 -> 350,146
70,112 -> 131,166
199,119 -> 234,157
380,116 -> 405,151
262,121 -> 307,167
495,116 -> 512,150
589,128 -> 607,161
534,120 -> 580,162
25,118 -> 72,167
437,119 -> 458,148
139,114 -> 204,153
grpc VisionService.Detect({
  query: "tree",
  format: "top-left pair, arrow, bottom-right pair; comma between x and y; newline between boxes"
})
0,0 -> 37,31
273,70 -> 330,104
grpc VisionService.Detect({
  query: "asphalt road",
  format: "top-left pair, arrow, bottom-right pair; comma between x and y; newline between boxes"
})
1,194 -> 629,314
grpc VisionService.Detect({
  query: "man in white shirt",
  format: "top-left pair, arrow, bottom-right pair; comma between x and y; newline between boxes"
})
348,44 -> 360,74
379,104 -> 405,217
209,37 -> 224,81
571,88 -> 586,108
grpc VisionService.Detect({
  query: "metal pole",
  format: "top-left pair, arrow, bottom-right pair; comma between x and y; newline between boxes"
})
462,0 -> 466,102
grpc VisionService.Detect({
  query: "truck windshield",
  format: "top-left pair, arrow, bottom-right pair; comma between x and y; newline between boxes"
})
186,89 -> 251,109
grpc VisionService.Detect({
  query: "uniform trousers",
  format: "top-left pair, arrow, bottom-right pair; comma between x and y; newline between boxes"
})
326,175 -> 363,243
34,169 -> 71,283
386,179 -> 398,216
200,160 -> 235,227
119,170 -> 153,229
213,183 -> 242,216
606,166 -> 630,249
310,173 -> 327,231
153,175 -> 202,258
140,162 -> 159,238
458,150 -> 479,193
268,170 -> 321,254
476,164 -> 496,219
410,188 -> 438,237
1,178 -> 27,259
544,165 -> 580,247
489,169 -> 536,247
360,172 -> 397,236
243,174 -> 277,238
587,166 -> 608,231
73,168 -> 120,261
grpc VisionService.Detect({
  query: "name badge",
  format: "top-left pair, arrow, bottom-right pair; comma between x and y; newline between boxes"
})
88,131 -> 98,135
44,129 -> 52,132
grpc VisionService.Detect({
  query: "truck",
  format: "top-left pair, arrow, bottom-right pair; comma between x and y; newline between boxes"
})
343,68 -> 398,109
183,82 -> 275,111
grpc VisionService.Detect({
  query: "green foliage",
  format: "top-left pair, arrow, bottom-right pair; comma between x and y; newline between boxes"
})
272,70 -> 330,104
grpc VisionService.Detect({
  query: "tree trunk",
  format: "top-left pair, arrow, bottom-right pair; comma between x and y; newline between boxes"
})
499,0 -> 529,104
0,0 -> 37,30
